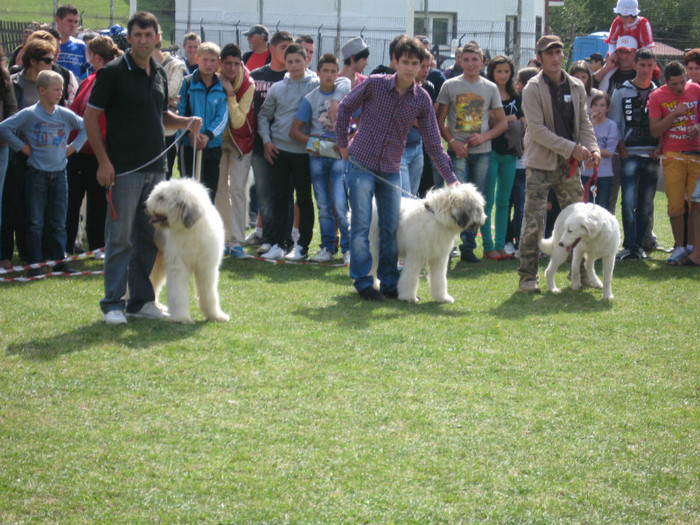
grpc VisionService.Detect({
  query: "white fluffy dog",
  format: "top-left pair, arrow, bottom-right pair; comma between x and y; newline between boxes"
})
370,183 -> 486,303
146,178 -> 230,323
538,202 -> 620,300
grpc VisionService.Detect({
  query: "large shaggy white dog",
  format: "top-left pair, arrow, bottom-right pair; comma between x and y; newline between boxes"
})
538,202 -> 620,300
146,178 -> 230,323
370,183 -> 486,303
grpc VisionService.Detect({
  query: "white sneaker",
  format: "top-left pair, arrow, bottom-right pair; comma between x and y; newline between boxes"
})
310,247 -> 334,263
104,309 -> 127,325
243,230 -> 263,246
343,252 -> 351,265
94,250 -> 105,261
285,244 -> 308,261
261,244 -> 285,260
126,301 -> 170,320
504,242 -> 516,255
257,242 -> 272,255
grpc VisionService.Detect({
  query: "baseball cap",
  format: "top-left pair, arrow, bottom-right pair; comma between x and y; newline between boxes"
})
614,0 -> 640,16
243,24 -> 269,38
341,37 -> 369,62
616,35 -> 638,51
536,35 -> 563,54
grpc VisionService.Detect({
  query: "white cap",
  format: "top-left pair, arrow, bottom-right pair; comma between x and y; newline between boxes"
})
614,0 -> 640,16
616,35 -> 638,51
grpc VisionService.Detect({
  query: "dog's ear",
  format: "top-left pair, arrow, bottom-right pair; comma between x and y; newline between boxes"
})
583,217 -> 600,237
181,200 -> 202,228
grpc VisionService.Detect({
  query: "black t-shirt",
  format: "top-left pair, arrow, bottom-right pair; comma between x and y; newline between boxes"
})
492,95 -> 524,155
89,52 -> 168,174
250,64 -> 286,153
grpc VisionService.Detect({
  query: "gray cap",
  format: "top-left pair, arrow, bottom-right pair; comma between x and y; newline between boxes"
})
243,24 -> 269,38
341,37 -> 369,62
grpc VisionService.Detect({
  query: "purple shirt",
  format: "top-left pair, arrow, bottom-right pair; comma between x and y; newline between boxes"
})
336,74 -> 457,185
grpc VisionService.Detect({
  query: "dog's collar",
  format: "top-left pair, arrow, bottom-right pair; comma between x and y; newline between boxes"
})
424,202 -> 435,215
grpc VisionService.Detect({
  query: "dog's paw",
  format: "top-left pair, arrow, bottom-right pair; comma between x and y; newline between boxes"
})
436,294 -> 454,304
591,279 -> 604,289
399,294 -> 420,303
207,311 -> 230,322
603,292 -> 614,301
170,315 -> 193,324
549,286 -> 561,294
570,280 -> 581,290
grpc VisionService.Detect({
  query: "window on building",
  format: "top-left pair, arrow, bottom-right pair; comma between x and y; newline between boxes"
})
414,13 -> 456,47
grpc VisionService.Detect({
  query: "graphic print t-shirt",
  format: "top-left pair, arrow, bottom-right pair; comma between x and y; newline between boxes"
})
437,75 -> 502,153
648,83 -> 700,153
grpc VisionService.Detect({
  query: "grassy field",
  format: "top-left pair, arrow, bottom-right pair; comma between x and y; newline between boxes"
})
1,192 -> 698,523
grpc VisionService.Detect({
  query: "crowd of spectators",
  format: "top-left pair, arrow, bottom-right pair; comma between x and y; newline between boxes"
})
0,1 -> 698,311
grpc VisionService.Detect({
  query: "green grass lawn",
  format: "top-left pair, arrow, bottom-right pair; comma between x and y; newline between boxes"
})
1,193 -> 699,523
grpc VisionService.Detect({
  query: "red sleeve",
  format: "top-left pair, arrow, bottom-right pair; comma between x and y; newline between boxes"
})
638,17 -> 654,48
604,17 -> 622,45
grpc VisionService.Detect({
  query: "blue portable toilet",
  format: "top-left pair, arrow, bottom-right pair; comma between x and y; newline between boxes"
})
572,32 -> 609,62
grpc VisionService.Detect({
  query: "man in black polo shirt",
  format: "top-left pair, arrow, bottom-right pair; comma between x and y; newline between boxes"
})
85,11 -> 201,325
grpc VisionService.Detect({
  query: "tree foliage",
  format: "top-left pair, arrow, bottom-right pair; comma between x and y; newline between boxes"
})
549,0 -> 700,52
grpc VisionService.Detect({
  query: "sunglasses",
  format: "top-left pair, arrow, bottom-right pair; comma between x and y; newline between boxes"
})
38,57 -> 55,64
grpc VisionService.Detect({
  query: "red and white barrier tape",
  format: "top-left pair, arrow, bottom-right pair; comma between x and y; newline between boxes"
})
0,248 -> 105,282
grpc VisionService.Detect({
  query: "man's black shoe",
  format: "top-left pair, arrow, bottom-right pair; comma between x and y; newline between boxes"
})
359,288 -> 385,301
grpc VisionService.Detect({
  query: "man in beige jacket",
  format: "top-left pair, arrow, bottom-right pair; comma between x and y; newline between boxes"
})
518,35 -> 601,293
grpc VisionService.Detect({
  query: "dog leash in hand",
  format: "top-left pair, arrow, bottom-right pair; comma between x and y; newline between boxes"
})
346,157 -> 420,200
107,119 -> 196,221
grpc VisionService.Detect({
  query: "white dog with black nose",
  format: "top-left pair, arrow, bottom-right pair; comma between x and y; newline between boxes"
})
146,178 -> 230,323
539,202 -> 620,300
370,183 -> 486,303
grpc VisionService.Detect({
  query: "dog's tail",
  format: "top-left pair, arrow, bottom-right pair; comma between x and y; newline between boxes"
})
538,236 -> 554,256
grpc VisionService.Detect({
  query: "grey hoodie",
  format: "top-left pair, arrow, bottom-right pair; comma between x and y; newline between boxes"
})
258,70 -> 349,154
609,79 -> 658,155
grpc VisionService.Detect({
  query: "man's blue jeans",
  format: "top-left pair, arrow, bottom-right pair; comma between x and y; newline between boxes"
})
446,151 -> 490,253
400,142 -> 424,197
251,151 -> 275,242
309,156 -> 350,254
25,166 -> 68,264
100,170 -> 163,314
0,145 -> 8,242
347,157 -> 400,293
620,156 -> 659,251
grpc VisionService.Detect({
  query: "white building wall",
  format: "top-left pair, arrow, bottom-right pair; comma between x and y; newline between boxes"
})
174,0 -> 545,70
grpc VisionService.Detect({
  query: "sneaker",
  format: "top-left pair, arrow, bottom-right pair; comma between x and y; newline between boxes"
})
257,242 -> 272,255
93,250 -> 105,261
382,289 -> 398,299
514,248 -> 520,259
55,264 -> 77,274
616,248 -> 641,261
450,247 -> 459,259
667,246 -> 689,263
285,244 -> 308,261
519,278 -> 541,294
460,250 -> 481,263
504,242 -> 516,255
261,244 -> 285,260
126,301 -> 170,320
104,309 -> 127,325
359,287 -> 385,301
310,247 -> 334,263
231,245 -> 253,259
343,252 -> 351,265
223,244 -> 232,256
243,230 -> 263,246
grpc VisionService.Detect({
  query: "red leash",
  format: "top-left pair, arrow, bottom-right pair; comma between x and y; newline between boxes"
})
566,158 -> 578,178
583,164 -> 599,204
108,186 -> 118,220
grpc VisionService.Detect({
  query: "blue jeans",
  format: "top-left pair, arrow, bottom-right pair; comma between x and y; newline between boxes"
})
508,168 -> 526,247
481,151 -> 517,252
0,145 -> 8,242
309,156 -> 350,254
347,157 -> 400,293
251,151 -> 274,242
399,142 -> 424,197
100,170 -> 164,314
581,175 -> 612,212
25,166 -> 68,264
620,156 -> 659,250
447,151 -> 490,253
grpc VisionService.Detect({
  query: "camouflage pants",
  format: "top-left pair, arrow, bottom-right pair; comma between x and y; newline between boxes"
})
517,157 -> 584,282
